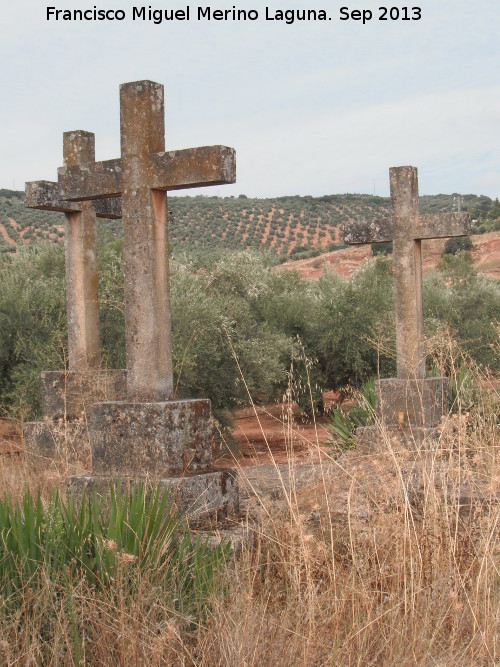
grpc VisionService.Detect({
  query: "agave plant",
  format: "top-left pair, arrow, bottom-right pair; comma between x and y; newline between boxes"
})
328,377 -> 376,451
0,482 -> 229,618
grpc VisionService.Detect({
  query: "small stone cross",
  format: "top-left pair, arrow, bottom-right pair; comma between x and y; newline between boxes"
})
26,132 -> 122,371
56,80 -> 235,401
343,166 -> 470,380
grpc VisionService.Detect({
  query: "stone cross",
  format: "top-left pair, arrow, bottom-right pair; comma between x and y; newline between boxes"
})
26,133 -> 122,371
57,80 -> 236,401
343,166 -> 470,380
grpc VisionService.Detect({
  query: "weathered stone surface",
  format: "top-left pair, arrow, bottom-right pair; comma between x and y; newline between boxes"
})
24,419 -> 92,470
342,216 -> 393,244
352,378 -> 448,450
58,146 -> 236,201
201,521 -> 256,557
344,209 -> 470,248
26,135 -> 120,375
120,81 -> 173,402
164,467 -> 239,519
376,377 -> 449,427
239,462 -> 328,507
150,146 -> 236,192
391,166 -> 426,378
66,468 -> 239,522
25,180 -> 122,219
90,399 -> 213,476
62,131 -> 101,370
418,212 -> 470,239
405,463 -> 500,519
41,370 -> 127,419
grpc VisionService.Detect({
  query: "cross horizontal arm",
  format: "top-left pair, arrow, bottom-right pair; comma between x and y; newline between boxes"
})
417,212 -> 471,240
58,145 -> 236,201
342,216 -> 393,245
26,181 -> 122,219
151,146 -> 236,191
343,211 -> 471,245
58,160 -> 122,201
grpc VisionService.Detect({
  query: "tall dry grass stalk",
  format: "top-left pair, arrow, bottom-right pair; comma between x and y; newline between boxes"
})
2,333 -> 500,665
193,336 -> 500,666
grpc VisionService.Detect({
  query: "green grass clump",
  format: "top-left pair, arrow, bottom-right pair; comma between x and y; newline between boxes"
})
0,482 -> 228,618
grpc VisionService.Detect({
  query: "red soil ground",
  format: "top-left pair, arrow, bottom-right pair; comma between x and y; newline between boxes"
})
0,419 -> 22,456
279,231 -> 500,280
216,401 -> 332,468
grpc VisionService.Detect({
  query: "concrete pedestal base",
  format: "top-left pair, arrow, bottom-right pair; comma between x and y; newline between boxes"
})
64,398 -> 240,525
90,399 -> 213,477
410,475 -> 500,520
355,424 -> 441,451
24,369 -> 127,470
41,369 -> 127,419
66,468 -> 239,524
376,377 -> 448,427
24,419 -> 92,471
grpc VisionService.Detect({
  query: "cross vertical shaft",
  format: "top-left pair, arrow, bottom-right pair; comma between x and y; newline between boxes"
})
120,81 -> 173,401
63,131 -> 100,370
390,166 -> 426,379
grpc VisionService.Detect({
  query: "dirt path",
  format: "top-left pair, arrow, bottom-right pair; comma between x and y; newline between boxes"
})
0,223 -> 15,246
224,402 -> 331,467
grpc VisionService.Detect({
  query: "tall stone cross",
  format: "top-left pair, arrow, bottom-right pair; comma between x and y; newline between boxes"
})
26,134 -> 122,371
57,80 -> 235,401
343,166 -> 470,380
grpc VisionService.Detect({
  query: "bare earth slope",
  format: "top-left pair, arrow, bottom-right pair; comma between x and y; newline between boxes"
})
279,231 -> 500,280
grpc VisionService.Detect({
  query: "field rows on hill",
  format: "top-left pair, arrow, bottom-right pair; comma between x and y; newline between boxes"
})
0,189 -> 497,257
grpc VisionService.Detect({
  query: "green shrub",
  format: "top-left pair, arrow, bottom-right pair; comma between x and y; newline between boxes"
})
171,253 -> 290,417
371,241 -> 393,256
315,258 -> 396,390
2,242 -> 500,426
442,236 -> 473,255
0,245 -> 67,417
424,253 -> 500,369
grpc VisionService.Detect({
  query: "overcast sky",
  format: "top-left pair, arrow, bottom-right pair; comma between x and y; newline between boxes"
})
2,0 -> 499,198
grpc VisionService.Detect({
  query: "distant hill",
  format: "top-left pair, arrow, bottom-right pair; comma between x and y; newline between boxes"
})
278,230 -> 500,281
0,188 -> 497,258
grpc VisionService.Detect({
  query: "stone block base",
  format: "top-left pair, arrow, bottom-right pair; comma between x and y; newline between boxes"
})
90,399 -> 213,477
376,377 -> 449,427
404,466 -> 500,520
41,369 -> 127,419
24,418 -> 91,471
66,468 -> 239,524
24,369 -> 127,471
355,424 -> 441,450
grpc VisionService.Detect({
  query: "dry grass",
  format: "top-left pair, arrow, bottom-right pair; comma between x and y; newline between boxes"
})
194,350 -> 500,666
0,567 -> 195,665
2,352 -> 500,665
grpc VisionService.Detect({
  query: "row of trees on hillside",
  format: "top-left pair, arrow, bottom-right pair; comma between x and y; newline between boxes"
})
6,189 -> 500,257
1,244 -> 499,422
